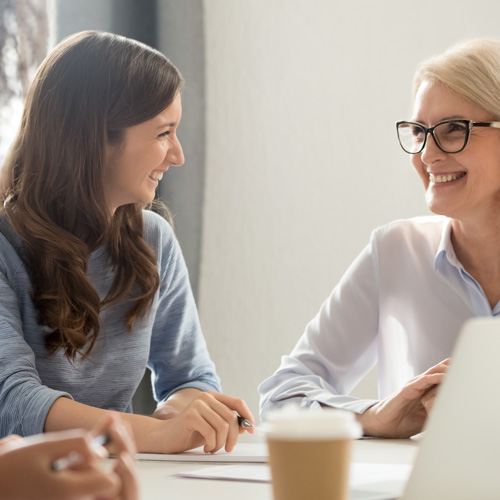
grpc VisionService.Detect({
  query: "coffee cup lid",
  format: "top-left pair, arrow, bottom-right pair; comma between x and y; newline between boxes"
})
260,404 -> 362,440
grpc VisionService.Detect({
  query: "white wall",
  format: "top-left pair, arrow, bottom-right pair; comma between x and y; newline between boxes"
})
198,0 -> 500,424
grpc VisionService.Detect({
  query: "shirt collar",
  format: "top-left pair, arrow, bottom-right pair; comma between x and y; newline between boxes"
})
434,218 -> 463,271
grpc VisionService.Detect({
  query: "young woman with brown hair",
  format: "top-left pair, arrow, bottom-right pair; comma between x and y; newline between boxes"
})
0,30 -> 253,453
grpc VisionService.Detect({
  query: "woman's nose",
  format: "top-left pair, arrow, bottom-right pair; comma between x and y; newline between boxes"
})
420,133 -> 447,165
167,138 -> 185,167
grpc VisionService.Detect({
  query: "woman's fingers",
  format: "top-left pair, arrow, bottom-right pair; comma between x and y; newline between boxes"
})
405,359 -> 449,385
0,434 -> 24,452
193,395 -> 239,452
402,372 -> 446,400
87,414 -> 139,499
56,466 -> 121,500
108,419 -> 137,457
421,385 -> 439,414
156,391 -> 254,453
358,359 -> 451,439
181,406 -> 219,452
174,392 -> 255,453
201,410 -> 231,453
36,431 -> 102,469
115,419 -> 137,455
193,392 -> 255,451
90,413 -> 137,458
0,419 -> 138,500
421,358 -> 450,375
112,453 -> 139,500
206,392 -> 255,430
0,439 -> 120,500
185,398 -> 232,452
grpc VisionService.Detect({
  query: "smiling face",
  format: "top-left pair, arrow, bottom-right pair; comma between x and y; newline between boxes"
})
104,93 -> 184,213
411,80 -> 500,223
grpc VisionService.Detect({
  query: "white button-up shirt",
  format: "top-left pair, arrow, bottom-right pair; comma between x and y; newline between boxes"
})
259,216 -> 499,417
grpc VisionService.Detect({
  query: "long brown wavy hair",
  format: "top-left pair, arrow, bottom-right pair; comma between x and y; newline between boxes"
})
1,31 -> 183,360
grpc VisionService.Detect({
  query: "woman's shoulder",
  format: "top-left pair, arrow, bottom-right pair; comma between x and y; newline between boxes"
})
142,209 -> 174,237
141,209 -> 177,259
372,215 -> 448,249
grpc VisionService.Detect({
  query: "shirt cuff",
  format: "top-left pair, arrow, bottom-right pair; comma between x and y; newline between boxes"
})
157,381 -> 222,404
260,394 -> 378,422
23,388 -> 73,437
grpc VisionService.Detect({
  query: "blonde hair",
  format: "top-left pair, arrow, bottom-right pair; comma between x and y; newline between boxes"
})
413,38 -> 500,118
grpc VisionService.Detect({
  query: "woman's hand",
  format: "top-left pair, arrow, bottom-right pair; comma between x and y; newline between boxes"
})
0,415 -> 138,500
92,414 -> 139,500
0,430 -> 116,500
357,359 -> 450,438
152,389 -> 255,454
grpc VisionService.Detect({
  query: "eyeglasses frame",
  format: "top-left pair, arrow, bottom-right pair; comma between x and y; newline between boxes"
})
396,119 -> 500,155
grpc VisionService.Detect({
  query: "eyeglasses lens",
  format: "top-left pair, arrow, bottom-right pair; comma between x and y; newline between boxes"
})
433,121 -> 468,153
398,123 -> 425,154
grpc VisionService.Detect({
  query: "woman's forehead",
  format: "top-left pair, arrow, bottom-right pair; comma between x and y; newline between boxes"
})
412,80 -> 489,124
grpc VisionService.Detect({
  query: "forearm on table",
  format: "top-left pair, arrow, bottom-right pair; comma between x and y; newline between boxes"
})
44,397 -> 167,453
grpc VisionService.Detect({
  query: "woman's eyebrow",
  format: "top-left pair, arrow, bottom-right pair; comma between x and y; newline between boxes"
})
156,121 -> 177,130
411,115 -> 465,124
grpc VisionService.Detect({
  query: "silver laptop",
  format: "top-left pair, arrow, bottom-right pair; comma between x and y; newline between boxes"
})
400,316 -> 500,499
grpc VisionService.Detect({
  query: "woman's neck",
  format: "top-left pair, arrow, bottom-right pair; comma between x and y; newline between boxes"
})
451,216 -> 500,308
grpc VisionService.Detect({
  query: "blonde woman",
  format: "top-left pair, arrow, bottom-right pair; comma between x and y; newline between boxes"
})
260,38 -> 500,438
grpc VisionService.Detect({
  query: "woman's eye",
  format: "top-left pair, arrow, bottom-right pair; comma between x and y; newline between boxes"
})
444,122 -> 466,134
158,130 -> 170,138
411,126 -> 425,139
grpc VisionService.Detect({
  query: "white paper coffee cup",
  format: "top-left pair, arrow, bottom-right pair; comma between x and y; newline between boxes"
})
262,405 -> 361,500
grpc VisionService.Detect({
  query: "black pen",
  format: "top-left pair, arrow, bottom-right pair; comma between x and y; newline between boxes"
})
237,415 -> 253,429
51,433 -> 111,471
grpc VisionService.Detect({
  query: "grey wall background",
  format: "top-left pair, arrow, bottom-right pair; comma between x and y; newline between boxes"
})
54,0 -> 500,427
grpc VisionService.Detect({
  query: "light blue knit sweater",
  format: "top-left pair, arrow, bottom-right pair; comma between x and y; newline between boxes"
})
0,210 -> 221,437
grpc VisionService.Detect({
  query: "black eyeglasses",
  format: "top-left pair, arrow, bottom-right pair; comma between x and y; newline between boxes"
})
396,119 -> 500,154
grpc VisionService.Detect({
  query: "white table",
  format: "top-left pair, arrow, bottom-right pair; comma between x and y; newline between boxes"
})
136,439 -> 419,499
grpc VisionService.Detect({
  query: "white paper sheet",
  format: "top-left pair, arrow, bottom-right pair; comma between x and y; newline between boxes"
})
136,442 -> 268,463
177,462 -> 412,489
177,463 -> 271,482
